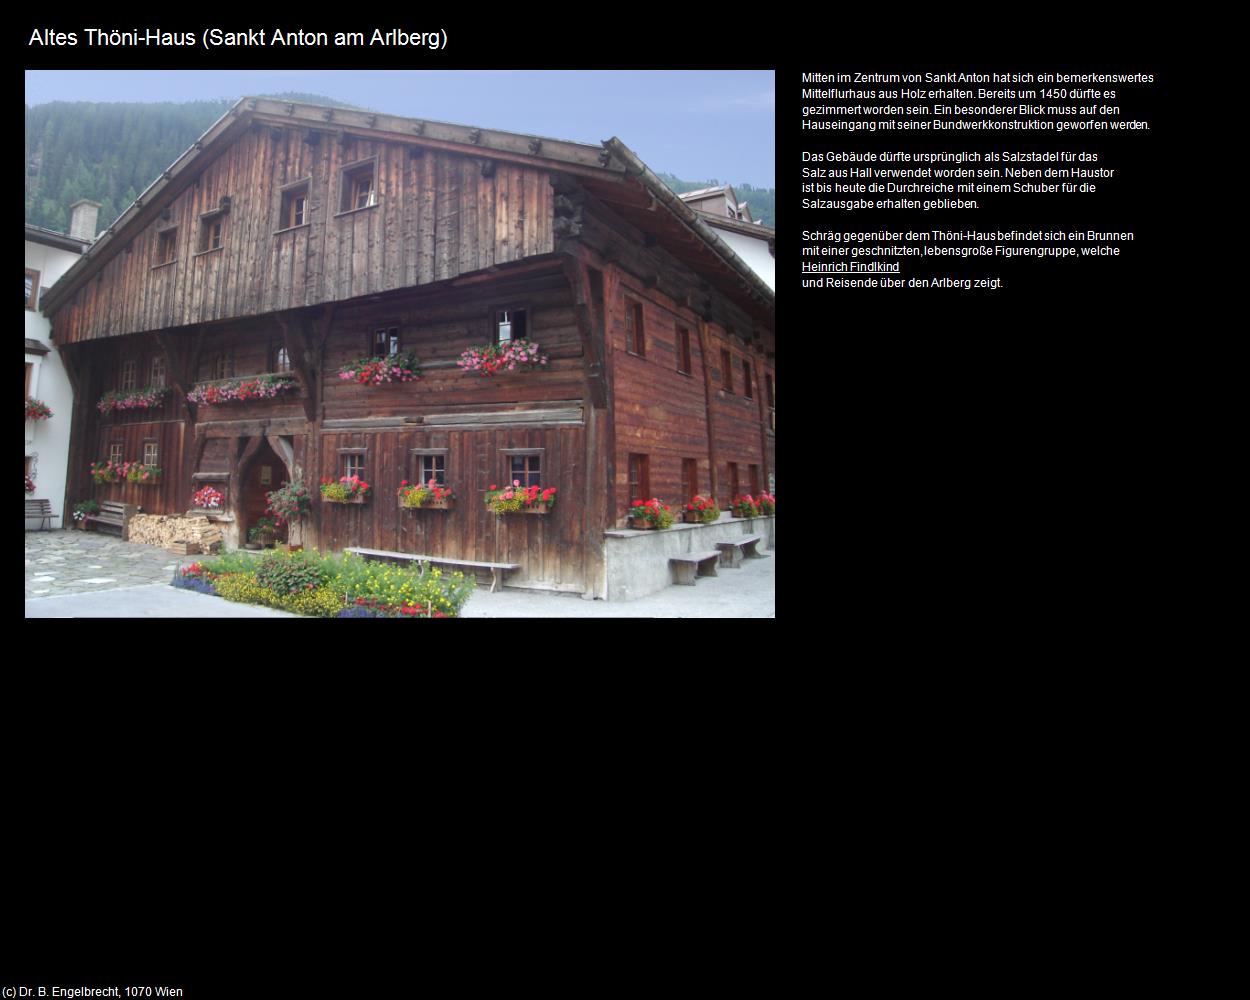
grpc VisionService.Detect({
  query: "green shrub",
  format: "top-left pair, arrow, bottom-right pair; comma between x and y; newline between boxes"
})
255,548 -> 330,597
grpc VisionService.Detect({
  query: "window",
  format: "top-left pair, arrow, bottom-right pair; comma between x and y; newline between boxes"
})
625,299 -> 645,357
120,360 -> 137,392
420,454 -> 446,486
109,443 -> 124,465
154,228 -> 178,266
144,442 -> 159,467
676,326 -> 692,375
198,212 -> 224,253
728,462 -> 740,501
25,363 -> 33,397
683,458 -> 699,500
721,350 -> 734,393
372,327 -> 401,358
342,452 -> 366,480
340,160 -> 377,213
271,344 -> 292,373
749,465 -> 760,497
25,268 -> 40,310
508,453 -> 542,488
743,359 -> 753,399
212,352 -> 234,381
628,453 -> 650,501
150,356 -> 166,388
766,374 -> 775,431
280,181 -> 310,230
496,308 -> 527,344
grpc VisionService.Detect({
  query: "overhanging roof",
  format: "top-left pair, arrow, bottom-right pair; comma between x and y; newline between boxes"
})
41,97 -> 773,325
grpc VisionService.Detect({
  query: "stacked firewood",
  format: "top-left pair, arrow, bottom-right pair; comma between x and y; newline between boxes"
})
128,513 -> 223,555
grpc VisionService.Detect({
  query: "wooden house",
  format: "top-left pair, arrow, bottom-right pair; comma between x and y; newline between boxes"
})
40,97 -> 775,599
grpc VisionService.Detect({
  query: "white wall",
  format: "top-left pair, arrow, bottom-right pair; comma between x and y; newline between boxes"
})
717,229 -> 775,291
26,239 -> 83,529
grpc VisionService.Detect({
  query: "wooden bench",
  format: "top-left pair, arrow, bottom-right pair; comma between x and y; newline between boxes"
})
345,547 -> 521,593
25,498 -> 58,531
669,550 -> 722,586
716,535 -> 767,569
83,500 -> 137,539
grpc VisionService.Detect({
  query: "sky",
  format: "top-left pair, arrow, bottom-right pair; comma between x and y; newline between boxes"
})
24,70 -> 775,189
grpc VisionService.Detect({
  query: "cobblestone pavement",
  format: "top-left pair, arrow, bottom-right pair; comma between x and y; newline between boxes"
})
25,528 -> 775,618
25,528 -> 190,598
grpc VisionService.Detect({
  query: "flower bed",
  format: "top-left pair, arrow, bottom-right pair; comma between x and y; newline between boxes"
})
187,374 -> 298,406
26,397 -> 53,421
757,493 -> 776,515
170,549 -> 475,618
458,339 -> 549,377
398,479 -> 456,510
337,353 -> 422,385
486,481 -> 557,515
97,385 -> 169,415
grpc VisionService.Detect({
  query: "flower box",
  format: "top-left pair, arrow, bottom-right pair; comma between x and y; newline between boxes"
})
626,498 -> 674,530
320,475 -> 371,504
337,353 -> 422,385
97,386 -> 170,415
400,496 -> 455,511
682,511 -> 706,523
485,483 -> 557,516
187,375 -> 299,406
458,340 -> 549,377
398,481 -> 456,510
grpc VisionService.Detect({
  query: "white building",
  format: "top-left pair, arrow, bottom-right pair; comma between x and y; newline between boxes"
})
25,201 -> 96,528
678,185 -> 775,291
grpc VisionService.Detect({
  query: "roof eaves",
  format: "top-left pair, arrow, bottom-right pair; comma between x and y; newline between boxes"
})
602,139 -> 773,314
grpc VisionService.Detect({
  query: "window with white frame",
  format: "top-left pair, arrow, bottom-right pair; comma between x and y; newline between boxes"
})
120,360 -> 138,392
109,443 -> 124,465
150,355 -> 166,388
144,442 -> 159,467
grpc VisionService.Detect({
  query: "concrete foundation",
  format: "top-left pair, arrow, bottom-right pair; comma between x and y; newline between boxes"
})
602,513 -> 775,601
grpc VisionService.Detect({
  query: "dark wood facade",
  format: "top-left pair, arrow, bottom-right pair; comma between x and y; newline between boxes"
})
45,99 -> 775,598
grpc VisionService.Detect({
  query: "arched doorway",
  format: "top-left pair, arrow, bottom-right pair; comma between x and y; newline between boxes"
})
240,438 -> 289,545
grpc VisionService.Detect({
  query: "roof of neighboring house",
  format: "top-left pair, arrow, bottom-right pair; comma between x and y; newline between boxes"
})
680,185 -> 738,202
42,97 -> 773,324
700,213 -> 775,240
25,338 -> 51,355
25,224 -> 91,255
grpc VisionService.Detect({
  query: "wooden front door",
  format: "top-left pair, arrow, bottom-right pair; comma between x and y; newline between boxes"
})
242,440 -> 287,543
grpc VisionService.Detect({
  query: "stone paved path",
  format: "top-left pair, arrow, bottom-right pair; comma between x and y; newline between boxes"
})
26,527 -> 775,618
25,528 -> 191,598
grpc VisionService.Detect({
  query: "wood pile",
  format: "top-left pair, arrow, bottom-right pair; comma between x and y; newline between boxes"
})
128,513 -> 223,555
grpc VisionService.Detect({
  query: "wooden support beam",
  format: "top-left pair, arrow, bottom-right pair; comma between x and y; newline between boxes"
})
560,253 -> 608,411
696,319 -> 719,505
